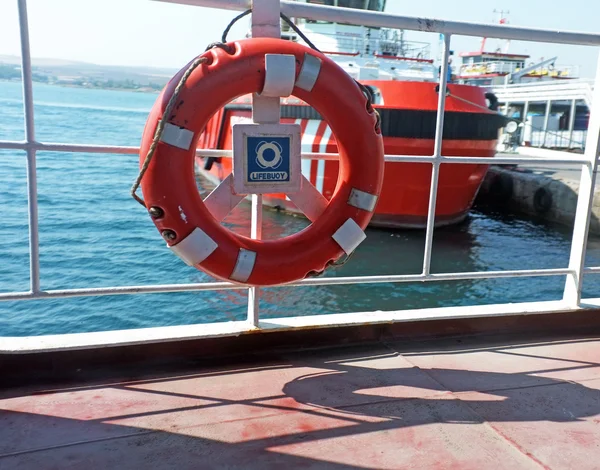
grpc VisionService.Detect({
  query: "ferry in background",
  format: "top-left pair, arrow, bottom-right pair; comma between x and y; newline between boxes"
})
455,29 -> 580,88
196,0 -> 506,229
453,10 -> 591,151
456,49 -> 580,87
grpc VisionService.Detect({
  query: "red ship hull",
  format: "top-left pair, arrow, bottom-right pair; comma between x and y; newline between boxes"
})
196,81 -> 504,229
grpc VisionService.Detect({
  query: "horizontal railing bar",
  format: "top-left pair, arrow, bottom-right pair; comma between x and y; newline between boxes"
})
0,268 -> 571,302
0,299 -> 572,352
584,267 -> 600,273
0,281 -> 246,301
156,0 -> 600,46
0,141 -> 29,151
297,268 -> 572,286
0,299 -> 575,352
0,141 -> 231,157
0,141 -> 590,165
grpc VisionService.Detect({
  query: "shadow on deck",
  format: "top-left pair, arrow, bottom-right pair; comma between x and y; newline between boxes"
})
2,334 -> 600,469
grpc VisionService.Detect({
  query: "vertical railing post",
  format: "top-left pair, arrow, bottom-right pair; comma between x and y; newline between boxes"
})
422,33 -> 451,276
542,100 -> 552,148
568,99 -> 577,149
246,0 -> 281,327
18,0 -> 41,294
563,50 -> 600,307
520,101 -> 529,146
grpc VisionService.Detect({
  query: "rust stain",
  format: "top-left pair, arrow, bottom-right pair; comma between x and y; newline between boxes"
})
567,430 -> 597,447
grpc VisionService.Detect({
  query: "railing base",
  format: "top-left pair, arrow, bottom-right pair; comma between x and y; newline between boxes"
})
3,302 -> 600,388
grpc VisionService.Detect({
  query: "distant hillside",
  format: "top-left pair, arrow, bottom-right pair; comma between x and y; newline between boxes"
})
0,55 -> 178,92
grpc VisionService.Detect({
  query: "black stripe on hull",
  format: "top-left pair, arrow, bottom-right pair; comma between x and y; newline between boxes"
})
224,104 -> 507,141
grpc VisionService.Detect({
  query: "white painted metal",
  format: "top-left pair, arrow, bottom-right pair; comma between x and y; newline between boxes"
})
17,0 -> 40,294
251,195 -> 263,240
520,101 -> 530,146
0,267 -> 575,303
245,0 -> 281,325
157,0 -> 600,46
3,0 -> 600,345
0,141 -> 591,165
0,298 -> 580,353
541,100 -> 552,148
0,299 -> 573,353
422,34 -> 450,276
248,193 -> 262,327
286,175 -> 328,222
563,51 -> 600,307
493,80 -> 594,109
156,0 -> 251,11
203,174 -> 245,222
569,99 -> 577,149
251,96 -> 280,124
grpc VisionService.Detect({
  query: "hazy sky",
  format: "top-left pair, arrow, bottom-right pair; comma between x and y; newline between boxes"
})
1,0 -> 599,77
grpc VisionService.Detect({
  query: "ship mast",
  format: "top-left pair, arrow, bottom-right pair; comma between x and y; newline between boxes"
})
479,9 -> 510,53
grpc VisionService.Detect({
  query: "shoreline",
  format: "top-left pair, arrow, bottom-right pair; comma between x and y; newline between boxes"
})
0,78 -> 161,94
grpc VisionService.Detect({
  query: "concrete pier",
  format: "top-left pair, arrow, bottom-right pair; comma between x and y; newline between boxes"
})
477,150 -> 600,233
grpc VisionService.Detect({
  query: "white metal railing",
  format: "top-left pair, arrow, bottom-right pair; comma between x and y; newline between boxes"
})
493,80 -> 595,108
2,0 -> 600,348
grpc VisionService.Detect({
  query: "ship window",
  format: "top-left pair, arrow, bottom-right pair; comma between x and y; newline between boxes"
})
338,0 -> 369,9
367,0 -> 385,11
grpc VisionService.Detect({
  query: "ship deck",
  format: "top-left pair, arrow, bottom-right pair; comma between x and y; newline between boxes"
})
2,333 -> 599,469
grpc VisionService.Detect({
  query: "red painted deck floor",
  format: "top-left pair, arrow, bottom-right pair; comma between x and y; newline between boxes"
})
1,335 -> 600,469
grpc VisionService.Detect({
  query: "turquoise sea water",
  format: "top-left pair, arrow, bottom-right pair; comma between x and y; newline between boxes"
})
1,80 -> 599,337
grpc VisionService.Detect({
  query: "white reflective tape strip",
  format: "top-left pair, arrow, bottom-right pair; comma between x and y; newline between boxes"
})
302,120 -> 319,180
230,249 -> 257,283
295,53 -> 322,92
261,54 -> 296,98
302,120 -> 319,152
332,218 -> 367,255
169,227 -> 218,266
348,188 -> 378,212
316,125 -> 331,194
316,161 -> 325,194
287,175 -> 328,222
203,174 -> 245,222
159,122 -> 194,150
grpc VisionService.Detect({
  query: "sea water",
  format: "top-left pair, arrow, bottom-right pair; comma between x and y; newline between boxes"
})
1,81 -> 599,336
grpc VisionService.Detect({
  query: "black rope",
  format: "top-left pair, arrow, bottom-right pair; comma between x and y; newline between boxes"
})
219,9 -> 321,54
205,42 -> 235,54
279,12 -> 375,111
221,9 -> 252,43
279,12 -> 320,52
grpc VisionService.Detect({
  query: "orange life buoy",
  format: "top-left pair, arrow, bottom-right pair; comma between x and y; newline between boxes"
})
139,38 -> 384,286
